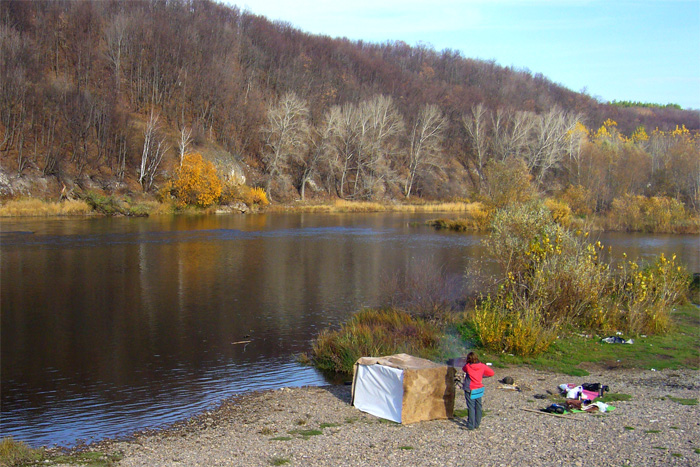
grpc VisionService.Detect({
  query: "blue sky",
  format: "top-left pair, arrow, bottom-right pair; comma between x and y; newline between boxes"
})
231,1 -> 700,110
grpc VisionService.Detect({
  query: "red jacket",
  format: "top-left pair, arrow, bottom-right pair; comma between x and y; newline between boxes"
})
462,362 -> 494,390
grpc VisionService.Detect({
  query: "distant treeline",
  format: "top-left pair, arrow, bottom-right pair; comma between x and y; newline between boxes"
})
610,100 -> 683,110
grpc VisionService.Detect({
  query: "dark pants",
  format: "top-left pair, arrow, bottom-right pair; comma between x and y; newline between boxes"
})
464,390 -> 483,429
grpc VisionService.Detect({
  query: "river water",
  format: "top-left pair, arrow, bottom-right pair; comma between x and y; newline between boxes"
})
1,213 -> 698,447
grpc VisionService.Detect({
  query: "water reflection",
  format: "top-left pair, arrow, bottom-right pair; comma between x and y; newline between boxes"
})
1,214 -> 698,447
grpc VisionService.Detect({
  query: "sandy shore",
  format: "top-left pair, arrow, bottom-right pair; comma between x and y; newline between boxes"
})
62,365 -> 698,467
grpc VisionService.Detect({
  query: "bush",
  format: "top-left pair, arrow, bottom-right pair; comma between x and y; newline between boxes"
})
544,198 -> 572,226
171,153 -> 223,208
220,183 -> 270,207
483,157 -> 535,208
608,194 -> 696,233
558,185 -> 594,216
467,202 -> 689,355
609,253 -> 690,334
309,308 -> 441,374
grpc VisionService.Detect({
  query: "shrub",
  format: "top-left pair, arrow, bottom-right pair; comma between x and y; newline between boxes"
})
608,194 -> 695,233
483,157 -> 535,208
220,183 -> 270,207
544,198 -> 572,226
468,202 -> 689,355
309,308 -> 441,374
609,253 -> 689,334
558,185 -> 594,216
171,153 -> 222,208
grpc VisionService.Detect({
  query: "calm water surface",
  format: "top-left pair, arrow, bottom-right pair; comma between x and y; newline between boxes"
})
1,213 -> 698,447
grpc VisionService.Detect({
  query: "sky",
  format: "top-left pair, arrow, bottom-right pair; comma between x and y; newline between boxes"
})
230,0 -> 700,110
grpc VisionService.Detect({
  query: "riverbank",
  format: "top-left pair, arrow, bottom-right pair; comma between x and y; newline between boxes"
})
49,366 -> 700,467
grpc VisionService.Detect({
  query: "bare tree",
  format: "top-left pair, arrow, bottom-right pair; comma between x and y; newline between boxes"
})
139,109 -> 169,191
525,107 -> 581,183
261,92 -> 310,199
403,104 -> 446,198
297,113 -> 334,200
103,13 -> 130,94
490,108 -> 534,161
461,103 -> 489,193
357,95 -> 403,198
177,124 -> 193,165
324,103 -> 357,198
564,121 -> 588,185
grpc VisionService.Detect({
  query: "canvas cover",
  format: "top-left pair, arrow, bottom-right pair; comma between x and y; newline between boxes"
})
351,353 -> 456,424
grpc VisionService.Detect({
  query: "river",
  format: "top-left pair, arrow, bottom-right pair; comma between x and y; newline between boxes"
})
1,213 -> 698,447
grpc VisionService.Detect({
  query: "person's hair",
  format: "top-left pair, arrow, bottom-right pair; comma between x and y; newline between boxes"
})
466,351 -> 480,364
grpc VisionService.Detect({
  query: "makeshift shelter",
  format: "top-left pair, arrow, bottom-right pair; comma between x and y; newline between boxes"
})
351,353 -> 456,424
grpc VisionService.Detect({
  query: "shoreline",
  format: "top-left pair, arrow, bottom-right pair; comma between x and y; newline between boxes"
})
49,365 -> 699,466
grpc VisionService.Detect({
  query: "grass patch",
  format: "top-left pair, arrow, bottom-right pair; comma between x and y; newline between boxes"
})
0,437 -> 42,466
694,448 -> 700,454
288,429 -> 322,438
274,200 -> 482,214
671,453 -> 683,458
453,408 -> 469,418
645,429 -> 662,434
82,192 -> 150,217
398,446 -> 414,450
259,427 -> 275,435
598,393 -> 632,403
666,396 -> 698,406
0,198 -> 91,217
378,418 -> 400,425
472,304 -> 700,374
307,308 -> 442,374
270,436 -> 292,441
319,423 -> 340,429
269,457 -> 290,466
344,417 -> 358,424
50,451 -> 122,466
624,426 -> 635,431
653,446 -> 667,450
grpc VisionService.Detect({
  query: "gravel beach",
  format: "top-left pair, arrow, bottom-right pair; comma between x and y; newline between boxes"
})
76,365 -> 700,467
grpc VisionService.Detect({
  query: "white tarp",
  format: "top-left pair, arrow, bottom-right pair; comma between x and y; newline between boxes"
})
351,353 -> 456,424
352,363 -> 404,423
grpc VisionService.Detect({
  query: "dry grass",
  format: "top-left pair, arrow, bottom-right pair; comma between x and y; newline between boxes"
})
0,198 -> 91,217
275,200 -> 482,213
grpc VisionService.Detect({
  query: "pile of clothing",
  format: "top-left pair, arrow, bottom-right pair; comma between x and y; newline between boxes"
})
554,382 -> 612,413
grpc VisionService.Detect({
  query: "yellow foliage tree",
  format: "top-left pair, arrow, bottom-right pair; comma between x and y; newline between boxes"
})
171,153 -> 222,208
630,126 -> 649,144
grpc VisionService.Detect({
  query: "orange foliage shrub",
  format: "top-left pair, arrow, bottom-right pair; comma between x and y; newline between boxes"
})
171,153 -> 222,208
559,185 -> 594,216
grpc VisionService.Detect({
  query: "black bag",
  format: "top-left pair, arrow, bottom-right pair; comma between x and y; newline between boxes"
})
582,382 -> 610,396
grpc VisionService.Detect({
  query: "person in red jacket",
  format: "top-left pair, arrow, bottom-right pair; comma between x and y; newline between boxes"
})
462,351 -> 494,430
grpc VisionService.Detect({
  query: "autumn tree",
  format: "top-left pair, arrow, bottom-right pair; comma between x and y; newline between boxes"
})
171,153 -> 222,208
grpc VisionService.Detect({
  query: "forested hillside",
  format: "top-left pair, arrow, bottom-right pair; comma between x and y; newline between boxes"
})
1,0 -> 698,210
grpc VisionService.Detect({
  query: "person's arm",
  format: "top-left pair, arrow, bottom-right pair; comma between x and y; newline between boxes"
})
483,365 -> 495,378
